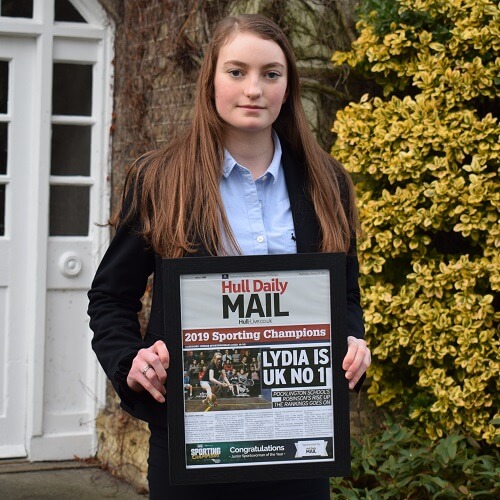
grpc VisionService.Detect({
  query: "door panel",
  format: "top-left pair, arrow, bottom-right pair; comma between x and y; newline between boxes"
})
0,37 -> 35,458
43,289 -> 92,434
38,35 -> 102,458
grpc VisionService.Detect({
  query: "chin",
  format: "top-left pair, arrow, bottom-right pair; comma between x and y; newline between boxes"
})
231,122 -> 272,134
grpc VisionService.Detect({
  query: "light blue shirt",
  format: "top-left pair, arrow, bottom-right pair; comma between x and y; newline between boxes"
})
220,132 -> 297,255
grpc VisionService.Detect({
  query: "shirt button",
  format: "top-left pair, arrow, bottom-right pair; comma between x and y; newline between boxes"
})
256,235 -> 264,243
261,174 -> 267,182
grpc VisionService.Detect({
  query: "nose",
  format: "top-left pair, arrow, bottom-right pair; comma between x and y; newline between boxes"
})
244,77 -> 262,99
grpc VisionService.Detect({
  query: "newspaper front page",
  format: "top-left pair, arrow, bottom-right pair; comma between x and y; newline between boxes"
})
180,269 -> 335,469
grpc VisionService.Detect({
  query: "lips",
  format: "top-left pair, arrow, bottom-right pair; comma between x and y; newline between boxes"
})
238,105 -> 264,109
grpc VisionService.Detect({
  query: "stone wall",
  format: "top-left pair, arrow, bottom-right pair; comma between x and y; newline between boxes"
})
96,0 -> 369,491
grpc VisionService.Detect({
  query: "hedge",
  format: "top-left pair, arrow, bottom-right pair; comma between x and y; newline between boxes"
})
331,0 -> 499,444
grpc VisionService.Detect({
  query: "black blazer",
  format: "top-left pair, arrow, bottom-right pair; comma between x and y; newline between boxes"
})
88,146 -> 364,427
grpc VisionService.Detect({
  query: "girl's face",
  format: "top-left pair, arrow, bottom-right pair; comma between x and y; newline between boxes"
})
214,32 -> 288,136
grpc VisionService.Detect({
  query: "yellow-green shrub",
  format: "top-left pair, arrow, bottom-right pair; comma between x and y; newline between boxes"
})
331,0 -> 499,444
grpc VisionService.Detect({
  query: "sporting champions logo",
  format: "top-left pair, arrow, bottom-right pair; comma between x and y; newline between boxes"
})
191,445 -> 222,460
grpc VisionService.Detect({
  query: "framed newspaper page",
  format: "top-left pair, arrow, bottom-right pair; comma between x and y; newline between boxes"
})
162,253 -> 351,485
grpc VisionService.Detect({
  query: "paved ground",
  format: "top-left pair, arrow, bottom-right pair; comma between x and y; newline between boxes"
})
0,459 -> 147,499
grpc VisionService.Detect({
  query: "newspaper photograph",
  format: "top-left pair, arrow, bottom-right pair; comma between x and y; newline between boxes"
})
179,268 -> 336,469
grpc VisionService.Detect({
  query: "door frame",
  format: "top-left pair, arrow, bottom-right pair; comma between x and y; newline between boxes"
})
0,0 -> 114,460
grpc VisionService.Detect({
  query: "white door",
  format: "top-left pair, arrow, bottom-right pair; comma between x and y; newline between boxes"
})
0,37 -> 35,458
0,0 -> 113,460
32,35 -> 108,460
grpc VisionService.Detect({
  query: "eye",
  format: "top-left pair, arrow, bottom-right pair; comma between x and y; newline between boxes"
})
266,71 -> 281,79
228,69 -> 243,77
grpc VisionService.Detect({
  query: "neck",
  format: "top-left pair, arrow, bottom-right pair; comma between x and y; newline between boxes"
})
224,128 -> 274,179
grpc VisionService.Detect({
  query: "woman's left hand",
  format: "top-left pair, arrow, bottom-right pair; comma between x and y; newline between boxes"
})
343,336 -> 371,390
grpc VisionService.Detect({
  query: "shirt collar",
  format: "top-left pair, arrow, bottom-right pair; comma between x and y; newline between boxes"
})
222,130 -> 282,183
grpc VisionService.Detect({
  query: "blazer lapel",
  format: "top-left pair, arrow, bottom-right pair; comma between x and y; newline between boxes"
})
281,145 -> 321,253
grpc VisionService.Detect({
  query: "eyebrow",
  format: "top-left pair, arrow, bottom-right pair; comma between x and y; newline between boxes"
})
221,60 -> 286,70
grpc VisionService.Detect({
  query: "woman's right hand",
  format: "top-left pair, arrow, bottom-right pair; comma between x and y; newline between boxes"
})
127,340 -> 170,403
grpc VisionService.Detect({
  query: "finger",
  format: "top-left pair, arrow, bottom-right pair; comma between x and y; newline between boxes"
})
137,344 -> 167,389
342,336 -> 360,372
344,338 -> 367,379
142,342 -> 169,384
128,349 -> 167,401
127,366 -> 166,403
347,341 -> 367,377
147,355 -> 168,385
142,349 -> 169,392
141,366 -> 167,402
152,340 -> 170,369
348,346 -> 371,390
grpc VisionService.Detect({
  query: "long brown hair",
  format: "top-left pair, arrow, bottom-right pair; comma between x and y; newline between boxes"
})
114,14 -> 358,257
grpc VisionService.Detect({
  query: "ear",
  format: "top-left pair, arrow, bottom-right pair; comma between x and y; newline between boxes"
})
282,89 -> 288,103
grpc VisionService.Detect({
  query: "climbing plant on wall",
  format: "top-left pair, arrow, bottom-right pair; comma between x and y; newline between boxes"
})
331,0 -> 499,444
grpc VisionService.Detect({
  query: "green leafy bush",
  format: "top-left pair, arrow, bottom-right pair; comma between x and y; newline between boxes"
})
331,0 -> 499,443
330,416 -> 500,498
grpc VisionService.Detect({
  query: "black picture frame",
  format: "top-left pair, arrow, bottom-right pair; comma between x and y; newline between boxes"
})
162,252 -> 351,485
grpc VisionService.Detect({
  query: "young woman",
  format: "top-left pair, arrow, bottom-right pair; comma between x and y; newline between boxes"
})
199,352 -> 231,406
88,13 -> 371,500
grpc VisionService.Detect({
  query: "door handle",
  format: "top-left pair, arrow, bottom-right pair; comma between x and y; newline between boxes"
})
59,252 -> 83,277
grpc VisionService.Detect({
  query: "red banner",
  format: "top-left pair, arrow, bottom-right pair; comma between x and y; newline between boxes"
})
182,324 -> 331,348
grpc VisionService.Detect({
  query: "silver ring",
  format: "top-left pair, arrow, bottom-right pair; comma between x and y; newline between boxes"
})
142,364 -> 153,376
